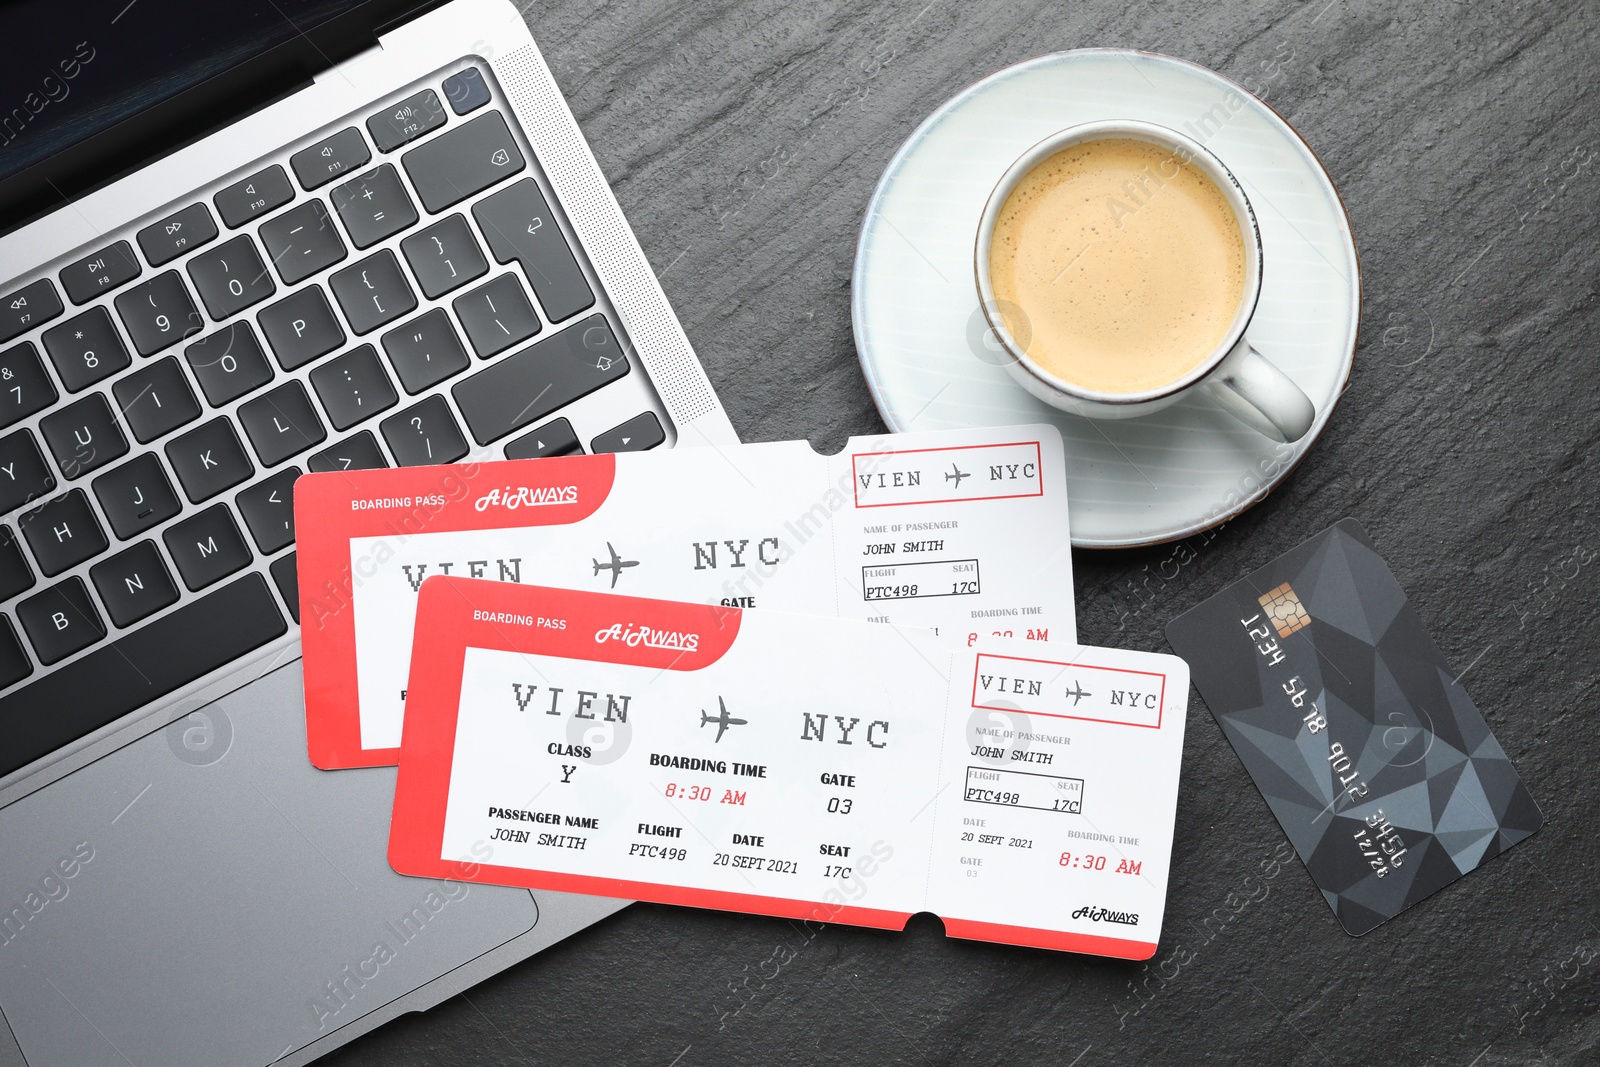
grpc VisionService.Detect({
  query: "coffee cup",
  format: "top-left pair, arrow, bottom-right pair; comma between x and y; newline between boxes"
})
974,120 -> 1315,442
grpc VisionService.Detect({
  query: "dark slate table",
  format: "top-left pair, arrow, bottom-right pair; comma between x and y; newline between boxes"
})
330,1 -> 1600,1063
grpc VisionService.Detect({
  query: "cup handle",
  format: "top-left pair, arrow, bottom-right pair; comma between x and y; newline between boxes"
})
1199,338 -> 1316,442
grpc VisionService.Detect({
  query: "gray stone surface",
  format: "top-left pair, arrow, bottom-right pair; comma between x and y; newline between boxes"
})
328,0 -> 1600,1063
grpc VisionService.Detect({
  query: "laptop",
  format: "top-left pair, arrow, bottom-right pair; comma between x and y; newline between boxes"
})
0,0 -> 737,1062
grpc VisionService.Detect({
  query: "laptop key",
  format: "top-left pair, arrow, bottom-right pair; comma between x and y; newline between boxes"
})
442,67 -> 490,115
259,200 -> 348,286
331,164 -> 419,248
270,551 -> 300,623
17,577 -> 104,664
92,453 -> 182,539
474,179 -> 595,323
214,165 -> 294,228
0,526 -> 34,601
308,430 -> 387,473
166,418 -> 253,502
401,214 -> 488,299
115,271 -> 205,356
60,241 -> 140,305
505,417 -> 581,459
236,466 -> 300,554
42,307 -> 132,392
91,540 -> 179,628
188,235 -> 276,320
382,308 -> 470,393
592,411 -> 665,454
292,127 -> 371,190
0,343 -> 57,429
452,313 -> 630,445
239,382 -> 326,466
21,489 -> 107,576
310,345 -> 398,430
184,322 -> 274,407
0,279 -> 64,343
258,285 -> 345,370
453,273 -> 538,357
164,504 -> 251,590
0,430 -> 56,513
40,394 -> 129,479
136,203 -> 218,266
403,110 -> 525,213
112,356 -> 201,443
330,250 -> 416,334
370,88 -> 447,151
381,395 -> 468,466
0,617 -> 30,690
0,573 -> 286,776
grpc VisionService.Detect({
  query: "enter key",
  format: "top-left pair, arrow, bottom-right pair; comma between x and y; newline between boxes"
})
473,179 -> 596,323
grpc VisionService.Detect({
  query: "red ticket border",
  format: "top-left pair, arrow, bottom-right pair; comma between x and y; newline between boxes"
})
850,441 -> 1045,508
389,577 -> 1160,960
970,654 -> 1168,730
294,455 -> 618,769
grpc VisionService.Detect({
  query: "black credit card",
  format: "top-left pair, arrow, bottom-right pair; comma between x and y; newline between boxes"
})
1166,518 -> 1543,935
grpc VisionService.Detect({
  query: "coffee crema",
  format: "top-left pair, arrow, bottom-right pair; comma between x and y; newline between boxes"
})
987,137 -> 1248,395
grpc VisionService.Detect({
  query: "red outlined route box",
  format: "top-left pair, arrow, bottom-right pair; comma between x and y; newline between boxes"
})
970,653 -> 1168,729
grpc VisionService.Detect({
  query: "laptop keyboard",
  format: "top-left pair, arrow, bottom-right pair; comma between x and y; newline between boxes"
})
0,65 -> 668,778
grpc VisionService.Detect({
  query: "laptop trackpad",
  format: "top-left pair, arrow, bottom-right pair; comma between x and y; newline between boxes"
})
0,662 -> 538,1067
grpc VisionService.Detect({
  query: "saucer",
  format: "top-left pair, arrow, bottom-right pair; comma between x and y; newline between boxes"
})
851,49 -> 1359,548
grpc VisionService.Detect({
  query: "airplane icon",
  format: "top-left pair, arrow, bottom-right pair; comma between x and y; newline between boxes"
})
1064,682 -> 1092,706
699,696 -> 747,742
591,542 -> 639,588
944,462 -> 970,488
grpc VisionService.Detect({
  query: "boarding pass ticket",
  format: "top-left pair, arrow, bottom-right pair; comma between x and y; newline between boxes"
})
388,577 -> 1189,958
296,424 -> 1076,768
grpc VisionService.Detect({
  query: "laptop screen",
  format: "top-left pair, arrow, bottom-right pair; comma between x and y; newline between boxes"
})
0,0 -> 437,232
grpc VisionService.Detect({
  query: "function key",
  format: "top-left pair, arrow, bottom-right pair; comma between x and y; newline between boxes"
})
41,307 -> 131,393
291,128 -> 371,190
591,411 -> 665,454
308,430 -> 387,473
59,241 -> 141,305
136,203 -> 218,266
17,577 -> 104,665
504,417 -> 580,460
442,67 -> 490,115
402,111 -> 524,213
0,279 -> 63,343
214,165 -> 295,229
0,343 -> 57,430
368,88 -> 447,152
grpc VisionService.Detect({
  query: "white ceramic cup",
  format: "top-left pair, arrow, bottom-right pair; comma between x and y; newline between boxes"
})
974,119 -> 1315,442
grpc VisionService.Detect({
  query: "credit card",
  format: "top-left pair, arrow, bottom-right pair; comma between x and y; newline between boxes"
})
1166,518 -> 1543,934
388,577 -> 1188,959
296,425 -> 1077,768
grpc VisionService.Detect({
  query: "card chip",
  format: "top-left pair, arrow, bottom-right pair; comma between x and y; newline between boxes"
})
1259,582 -> 1310,638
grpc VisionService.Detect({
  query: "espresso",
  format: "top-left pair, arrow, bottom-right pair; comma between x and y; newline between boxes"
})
988,137 -> 1247,394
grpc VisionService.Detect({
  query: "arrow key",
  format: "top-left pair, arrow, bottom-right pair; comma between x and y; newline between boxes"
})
504,417 -> 580,459
591,411 -> 665,454
236,466 -> 302,554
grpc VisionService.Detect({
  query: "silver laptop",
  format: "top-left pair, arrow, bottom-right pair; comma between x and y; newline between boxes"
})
0,1 -> 736,1062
